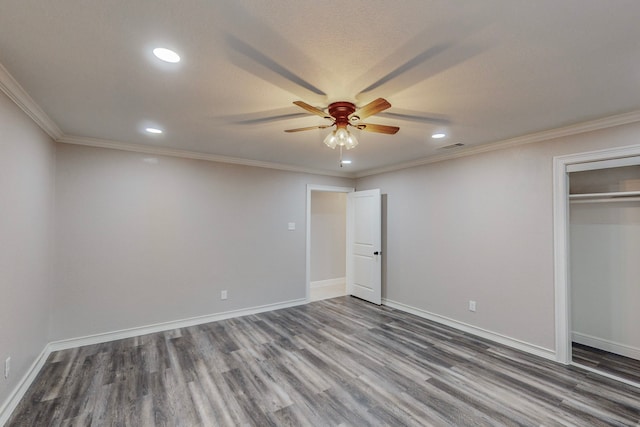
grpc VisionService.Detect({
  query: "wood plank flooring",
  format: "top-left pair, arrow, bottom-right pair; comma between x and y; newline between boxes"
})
8,297 -> 640,426
573,342 -> 640,385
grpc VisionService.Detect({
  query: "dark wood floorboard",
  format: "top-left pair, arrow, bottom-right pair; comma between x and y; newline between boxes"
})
572,342 -> 640,384
8,297 -> 640,426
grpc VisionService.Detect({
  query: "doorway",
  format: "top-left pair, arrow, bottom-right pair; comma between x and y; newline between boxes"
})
305,185 -> 354,302
554,146 -> 640,387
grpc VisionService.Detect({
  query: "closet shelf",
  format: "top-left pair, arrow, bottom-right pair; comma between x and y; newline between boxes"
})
569,190 -> 640,203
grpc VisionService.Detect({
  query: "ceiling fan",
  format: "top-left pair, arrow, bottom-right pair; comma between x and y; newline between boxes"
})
284,98 -> 399,151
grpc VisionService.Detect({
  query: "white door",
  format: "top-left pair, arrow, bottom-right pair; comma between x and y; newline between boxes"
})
347,189 -> 382,305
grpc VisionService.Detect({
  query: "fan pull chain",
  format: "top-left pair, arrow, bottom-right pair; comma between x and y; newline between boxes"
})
339,146 -> 343,167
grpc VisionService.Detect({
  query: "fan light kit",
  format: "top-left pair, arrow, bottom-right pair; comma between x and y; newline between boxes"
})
324,127 -> 358,150
286,98 -> 399,165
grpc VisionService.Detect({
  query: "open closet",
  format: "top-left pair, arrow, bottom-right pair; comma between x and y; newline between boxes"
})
569,160 -> 640,384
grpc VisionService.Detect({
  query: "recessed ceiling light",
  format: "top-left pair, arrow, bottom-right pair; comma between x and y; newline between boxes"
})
153,48 -> 180,63
341,160 -> 352,165
145,127 -> 163,134
431,133 -> 446,139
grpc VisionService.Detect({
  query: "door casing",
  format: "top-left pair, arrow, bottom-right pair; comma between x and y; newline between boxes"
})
553,144 -> 640,367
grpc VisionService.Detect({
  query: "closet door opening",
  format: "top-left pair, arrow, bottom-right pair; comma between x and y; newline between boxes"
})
568,161 -> 640,385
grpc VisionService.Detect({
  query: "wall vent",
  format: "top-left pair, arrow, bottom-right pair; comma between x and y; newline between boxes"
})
439,142 -> 465,150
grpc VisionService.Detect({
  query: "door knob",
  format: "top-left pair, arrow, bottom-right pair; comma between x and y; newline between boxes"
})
374,251 -> 380,255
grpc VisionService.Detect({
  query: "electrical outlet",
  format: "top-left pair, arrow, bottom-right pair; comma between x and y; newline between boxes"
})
4,357 -> 10,379
469,300 -> 477,312
221,290 -> 228,300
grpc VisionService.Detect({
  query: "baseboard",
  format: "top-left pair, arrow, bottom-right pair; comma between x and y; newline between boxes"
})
0,345 -> 52,427
382,298 -> 556,361
571,362 -> 640,389
49,297 -> 307,352
0,298 -> 307,425
572,332 -> 640,361
310,277 -> 345,289
310,278 -> 346,302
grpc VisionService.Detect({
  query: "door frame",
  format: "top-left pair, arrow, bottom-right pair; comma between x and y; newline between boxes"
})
553,143 -> 640,365
306,184 -> 355,302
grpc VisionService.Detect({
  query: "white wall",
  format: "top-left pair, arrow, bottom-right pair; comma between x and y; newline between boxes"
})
52,144 -> 353,340
310,191 -> 346,282
356,121 -> 640,351
0,91 -> 55,408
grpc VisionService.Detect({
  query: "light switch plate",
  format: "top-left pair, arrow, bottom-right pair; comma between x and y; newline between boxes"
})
288,222 -> 296,230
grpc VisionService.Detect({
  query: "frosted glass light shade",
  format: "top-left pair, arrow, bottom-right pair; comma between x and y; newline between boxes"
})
323,132 -> 337,149
345,133 -> 358,150
335,128 -> 349,146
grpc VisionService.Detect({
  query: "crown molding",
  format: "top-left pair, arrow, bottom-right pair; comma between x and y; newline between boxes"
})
355,110 -> 640,178
0,61 -> 349,178
0,63 -> 63,140
57,135 -> 355,178
4,57 -> 640,180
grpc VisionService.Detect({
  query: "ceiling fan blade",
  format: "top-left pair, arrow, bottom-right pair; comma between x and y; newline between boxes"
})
351,98 -> 391,120
227,35 -> 326,97
377,110 -> 450,125
356,123 -> 400,135
235,112 -> 309,125
293,101 -> 331,119
284,125 -> 332,133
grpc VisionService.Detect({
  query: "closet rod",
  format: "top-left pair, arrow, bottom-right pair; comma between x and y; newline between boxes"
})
570,190 -> 640,199
569,190 -> 640,203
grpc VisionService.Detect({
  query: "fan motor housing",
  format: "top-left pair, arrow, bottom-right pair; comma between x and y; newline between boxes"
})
328,102 -> 356,127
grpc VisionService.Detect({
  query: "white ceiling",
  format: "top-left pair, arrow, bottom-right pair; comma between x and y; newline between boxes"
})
2,0 -> 640,176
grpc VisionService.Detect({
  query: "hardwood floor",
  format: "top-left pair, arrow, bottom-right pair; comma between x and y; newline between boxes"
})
572,342 -> 640,385
8,297 -> 640,426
